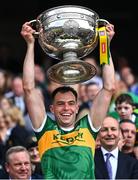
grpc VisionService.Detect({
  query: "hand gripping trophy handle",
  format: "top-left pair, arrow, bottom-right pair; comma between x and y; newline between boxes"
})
28,19 -> 40,38
96,19 -> 110,27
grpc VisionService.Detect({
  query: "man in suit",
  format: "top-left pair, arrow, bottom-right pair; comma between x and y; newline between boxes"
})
94,116 -> 138,179
1,146 -> 42,179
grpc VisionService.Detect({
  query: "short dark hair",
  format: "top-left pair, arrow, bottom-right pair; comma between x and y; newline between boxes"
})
26,134 -> 38,150
51,86 -> 78,101
115,93 -> 134,106
119,119 -> 136,126
86,82 -> 99,88
134,132 -> 138,147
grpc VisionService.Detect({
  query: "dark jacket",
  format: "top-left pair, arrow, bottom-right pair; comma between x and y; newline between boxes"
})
94,148 -> 138,179
0,169 -> 44,179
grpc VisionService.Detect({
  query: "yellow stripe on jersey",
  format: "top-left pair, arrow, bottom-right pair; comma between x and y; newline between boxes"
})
38,128 -> 95,158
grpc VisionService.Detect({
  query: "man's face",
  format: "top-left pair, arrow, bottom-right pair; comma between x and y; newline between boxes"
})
87,84 -> 100,101
115,102 -> 134,119
28,146 -> 40,163
5,151 -> 31,179
12,78 -> 24,96
50,91 -> 79,128
99,117 -> 120,151
120,122 -> 136,148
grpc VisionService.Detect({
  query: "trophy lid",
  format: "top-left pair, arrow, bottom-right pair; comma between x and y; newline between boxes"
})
38,5 -> 99,21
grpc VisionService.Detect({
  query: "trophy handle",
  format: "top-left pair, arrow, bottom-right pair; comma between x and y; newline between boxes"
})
28,19 -> 40,38
96,19 -> 110,27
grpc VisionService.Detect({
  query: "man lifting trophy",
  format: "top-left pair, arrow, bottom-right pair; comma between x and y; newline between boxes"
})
20,5 -> 115,180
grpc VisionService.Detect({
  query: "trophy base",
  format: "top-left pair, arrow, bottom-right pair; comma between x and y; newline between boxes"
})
47,60 -> 97,85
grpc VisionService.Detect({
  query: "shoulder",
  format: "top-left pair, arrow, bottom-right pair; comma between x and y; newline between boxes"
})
32,174 -> 44,179
119,151 -> 138,163
0,169 -> 9,179
94,148 -> 102,157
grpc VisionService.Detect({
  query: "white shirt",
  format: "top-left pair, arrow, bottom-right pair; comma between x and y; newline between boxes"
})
101,147 -> 119,180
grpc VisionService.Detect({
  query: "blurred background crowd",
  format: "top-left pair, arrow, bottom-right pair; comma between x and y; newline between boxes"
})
0,0 -> 138,179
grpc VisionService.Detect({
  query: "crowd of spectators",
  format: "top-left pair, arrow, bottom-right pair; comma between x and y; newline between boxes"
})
0,46 -> 138,179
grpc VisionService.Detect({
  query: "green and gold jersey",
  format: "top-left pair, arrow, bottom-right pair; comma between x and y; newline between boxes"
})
35,115 -> 98,179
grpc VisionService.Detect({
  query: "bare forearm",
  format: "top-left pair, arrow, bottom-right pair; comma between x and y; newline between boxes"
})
23,43 -> 35,90
102,51 -> 115,92
21,22 -> 46,129
90,23 -> 115,129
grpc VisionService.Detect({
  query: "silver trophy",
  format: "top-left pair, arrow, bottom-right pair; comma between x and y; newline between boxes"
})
30,5 -> 109,85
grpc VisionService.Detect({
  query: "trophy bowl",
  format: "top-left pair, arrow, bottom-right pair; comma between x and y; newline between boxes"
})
30,5 -> 108,85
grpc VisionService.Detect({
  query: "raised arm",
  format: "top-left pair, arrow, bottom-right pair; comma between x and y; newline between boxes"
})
21,22 -> 46,129
90,23 -> 116,129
